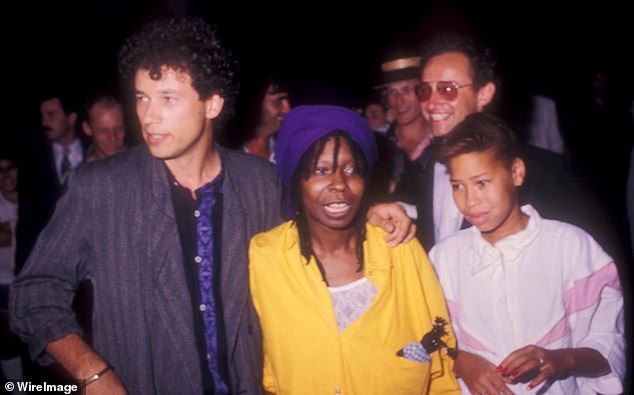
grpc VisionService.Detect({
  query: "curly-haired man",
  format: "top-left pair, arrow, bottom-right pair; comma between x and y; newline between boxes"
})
10,17 -> 277,394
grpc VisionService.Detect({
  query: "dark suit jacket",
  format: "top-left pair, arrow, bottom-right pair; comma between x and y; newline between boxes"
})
11,144 -> 282,394
15,132 -> 87,273
519,144 -> 627,265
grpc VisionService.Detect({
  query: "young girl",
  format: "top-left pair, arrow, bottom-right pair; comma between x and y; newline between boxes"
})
429,113 -> 625,394
249,105 -> 459,394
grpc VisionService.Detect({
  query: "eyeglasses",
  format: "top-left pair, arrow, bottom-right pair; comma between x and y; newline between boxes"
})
415,81 -> 473,102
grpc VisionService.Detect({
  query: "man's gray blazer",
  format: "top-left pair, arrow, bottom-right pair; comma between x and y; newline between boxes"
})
11,144 -> 282,394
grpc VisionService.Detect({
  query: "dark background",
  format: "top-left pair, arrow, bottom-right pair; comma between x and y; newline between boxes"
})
4,0 -> 633,145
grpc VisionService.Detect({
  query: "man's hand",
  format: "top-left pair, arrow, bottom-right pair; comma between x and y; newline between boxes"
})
367,202 -> 416,247
46,334 -> 128,395
83,368 -> 127,395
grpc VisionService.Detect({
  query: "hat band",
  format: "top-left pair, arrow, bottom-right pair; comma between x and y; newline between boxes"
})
375,68 -> 420,89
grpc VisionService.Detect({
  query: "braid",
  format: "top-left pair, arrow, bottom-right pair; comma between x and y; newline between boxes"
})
294,206 -> 313,263
356,219 -> 366,273
294,206 -> 330,285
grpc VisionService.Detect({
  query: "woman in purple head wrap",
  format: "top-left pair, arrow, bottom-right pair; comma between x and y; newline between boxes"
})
248,105 -> 459,394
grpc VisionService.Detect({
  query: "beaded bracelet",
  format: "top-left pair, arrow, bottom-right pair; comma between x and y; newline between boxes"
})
81,365 -> 114,388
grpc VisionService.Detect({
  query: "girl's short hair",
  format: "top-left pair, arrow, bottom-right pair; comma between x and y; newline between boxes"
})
436,112 -> 520,166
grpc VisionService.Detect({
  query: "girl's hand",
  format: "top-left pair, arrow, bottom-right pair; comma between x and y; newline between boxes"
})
454,351 -> 514,395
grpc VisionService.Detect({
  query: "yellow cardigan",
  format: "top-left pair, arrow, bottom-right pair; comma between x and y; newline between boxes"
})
249,222 -> 460,395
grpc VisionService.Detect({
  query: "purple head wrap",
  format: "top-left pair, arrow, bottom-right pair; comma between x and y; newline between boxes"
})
274,105 -> 378,220
275,105 -> 378,189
